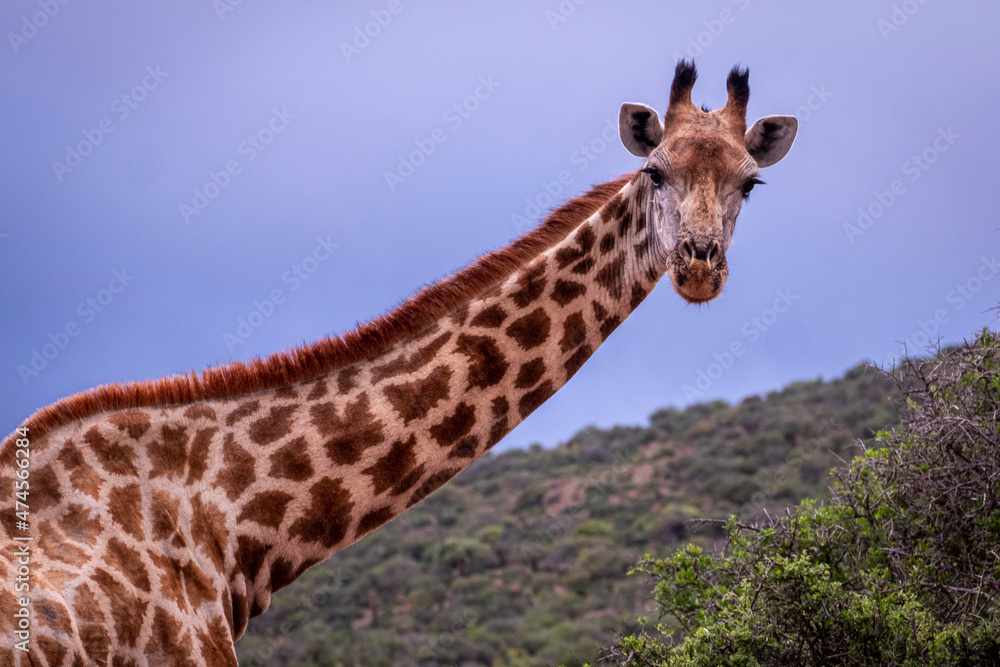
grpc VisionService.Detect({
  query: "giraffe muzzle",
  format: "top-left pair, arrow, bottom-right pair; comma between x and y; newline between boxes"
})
669,237 -> 728,304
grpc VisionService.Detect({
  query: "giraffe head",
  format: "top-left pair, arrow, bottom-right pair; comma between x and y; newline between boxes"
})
619,61 -> 797,303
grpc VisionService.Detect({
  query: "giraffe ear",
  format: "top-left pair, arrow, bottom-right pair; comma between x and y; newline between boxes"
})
745,115 -> 797,168
619,103 -> 663,157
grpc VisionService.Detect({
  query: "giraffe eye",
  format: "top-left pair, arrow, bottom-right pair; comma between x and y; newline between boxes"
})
741,178 -> 764,198
641,167 -> 663,188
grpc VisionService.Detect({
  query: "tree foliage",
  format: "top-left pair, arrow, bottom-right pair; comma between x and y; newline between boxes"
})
604,329 -> 1000,666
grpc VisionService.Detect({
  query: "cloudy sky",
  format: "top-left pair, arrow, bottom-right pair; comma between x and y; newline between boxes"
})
2,0 -> 998,450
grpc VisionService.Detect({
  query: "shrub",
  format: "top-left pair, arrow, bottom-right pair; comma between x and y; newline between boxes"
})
604,330 -> 1000,666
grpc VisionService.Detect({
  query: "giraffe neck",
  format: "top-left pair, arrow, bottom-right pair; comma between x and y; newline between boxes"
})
215,174 -> 665,625
0,173 -> 666,662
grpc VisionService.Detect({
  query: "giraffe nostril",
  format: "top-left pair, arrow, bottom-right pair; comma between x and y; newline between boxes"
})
706,240 -> 722,267
680,238 -> 695,263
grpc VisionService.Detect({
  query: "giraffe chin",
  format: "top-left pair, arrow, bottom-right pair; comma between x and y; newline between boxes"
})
669,258 -> 728,304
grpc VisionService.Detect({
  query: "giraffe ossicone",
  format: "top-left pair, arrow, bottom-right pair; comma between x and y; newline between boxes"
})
0,61 -> 795,665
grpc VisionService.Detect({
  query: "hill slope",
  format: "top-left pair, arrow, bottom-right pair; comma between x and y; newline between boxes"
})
236,364 -> 900,667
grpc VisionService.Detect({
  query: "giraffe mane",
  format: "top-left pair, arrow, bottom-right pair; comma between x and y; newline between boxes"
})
2,173 -> 635,450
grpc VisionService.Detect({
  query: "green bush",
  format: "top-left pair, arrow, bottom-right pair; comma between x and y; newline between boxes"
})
604,329 -> 1000,666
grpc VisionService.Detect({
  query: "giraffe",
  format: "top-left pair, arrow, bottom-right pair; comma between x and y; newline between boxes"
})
0,61 -> 795,665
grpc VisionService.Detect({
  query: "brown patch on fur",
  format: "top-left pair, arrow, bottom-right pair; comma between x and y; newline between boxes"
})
491,396 -> 509,419
108,484 -> 145,540
58,439 -> 103,500
449,303 -> 470,326
600,314 -> 623,340
311,393 -> 385,465
456,334 -> 509,389
269,558 -> 296,593
571,257 -> 596,275
74,584 -> 111,663
105,537 -> 151,592
225,400 -> 260,427
371,331 -> 453,383
108,410 -> 151,440
357,506 -> 394,535
288,477 -> 354,548
307,378 -> 328,400
61,503 -> 103,546
191,493 -> 228,572
337,367 -> 361,393
6,176 -> 632,453
407,468 -> 461,507
470,304 -> 508,328
31,464 -> 62,512
151,490 -> 181,541
85,426 -> 139,477
384,365 -> 452,425
559,312 -> 587,353
363,435 -> 417,495
196,616 -> 238,667
630,281 -> 649,309
429,403 -> 476,448
448,435 -> 479,459
94,568 -> 148,647
564,344 -> 594,380
184,404 -> 217,421
515,358 -> 546,389
595,253 -> 626,300
39,635 -> 68,667
518,380 -> 556,419
146,606 -> 196,667
555,222 -> 596,269
592,300 -> 609,322
236,534 -> 270,584
391,462 -> 426,496
148,424 -> 189,480
599,232 -> 617,255
511,258 -> 548,308
505,308 -> 551,351
186,427 -> 216,485
214,433 -> 256,501
487,417 -> 510,449
268,436 -> 315,481
275,386 -> 298,399
38,519 -> 89,566
551,279 -> 586,306
249,404 -> 298,446
238,490 -> 295,529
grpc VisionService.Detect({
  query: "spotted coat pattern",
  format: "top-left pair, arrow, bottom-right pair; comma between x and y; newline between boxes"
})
0,179 -> 664,665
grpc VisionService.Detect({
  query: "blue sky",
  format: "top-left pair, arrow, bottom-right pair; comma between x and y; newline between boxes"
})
2,0 -> 998,450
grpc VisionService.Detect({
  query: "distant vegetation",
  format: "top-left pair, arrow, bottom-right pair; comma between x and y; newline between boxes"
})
604,329 -> 1000,666
237,353 -> 902,666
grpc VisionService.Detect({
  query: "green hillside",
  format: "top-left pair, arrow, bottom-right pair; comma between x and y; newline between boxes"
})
236,363 -> 901,667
